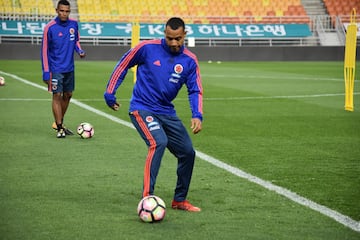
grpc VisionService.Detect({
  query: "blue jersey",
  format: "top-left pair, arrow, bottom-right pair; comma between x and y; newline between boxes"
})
41,17 -> 84,81
106,39 -> 203,120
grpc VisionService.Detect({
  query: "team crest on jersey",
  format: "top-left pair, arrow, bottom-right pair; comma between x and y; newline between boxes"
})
145,116 -> 160,130
174,64 -> 183,74
69,28 -> 75,41
145,116 -> 154,123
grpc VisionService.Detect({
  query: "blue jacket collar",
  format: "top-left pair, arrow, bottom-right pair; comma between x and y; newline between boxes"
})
55,16 -> 69,26
161,38 -> 184,55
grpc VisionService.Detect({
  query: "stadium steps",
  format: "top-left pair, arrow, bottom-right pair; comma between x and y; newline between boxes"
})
301,0 -> 327,16
318,32 -> 341,46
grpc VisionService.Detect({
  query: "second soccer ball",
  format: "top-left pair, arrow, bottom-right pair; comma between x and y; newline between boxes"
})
77,122 -> 94,139
0,76 -> 5,86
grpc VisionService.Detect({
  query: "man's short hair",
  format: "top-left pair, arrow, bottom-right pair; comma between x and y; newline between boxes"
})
166,17 -> 185,30
57,0 -> 70,8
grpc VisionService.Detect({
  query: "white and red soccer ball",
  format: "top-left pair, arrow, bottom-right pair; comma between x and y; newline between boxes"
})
137,195 -> 166,223
76,122 -> 94,139
0,76 -> 5,86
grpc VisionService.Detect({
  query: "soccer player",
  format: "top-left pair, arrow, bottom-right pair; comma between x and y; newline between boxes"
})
41,0 -> 86,138
104,17 -> 203,212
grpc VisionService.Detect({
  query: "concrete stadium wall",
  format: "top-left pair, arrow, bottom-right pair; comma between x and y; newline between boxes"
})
0,43 -> 358,61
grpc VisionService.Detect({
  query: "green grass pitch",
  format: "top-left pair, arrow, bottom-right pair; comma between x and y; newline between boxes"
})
0,60 -> 359,239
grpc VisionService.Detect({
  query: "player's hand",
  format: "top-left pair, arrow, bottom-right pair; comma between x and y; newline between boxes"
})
111,102 -> 120,111
43,80 -> 51,92
191,118 -> 202,134
79,50 -> 86,58
104,92 -> 119,111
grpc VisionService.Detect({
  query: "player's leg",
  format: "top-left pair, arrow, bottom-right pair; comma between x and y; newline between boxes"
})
51,73 -> 65,138
61,92 -> 72,119
52,93 -> 63,128
129,110 -> 168,198
162,115 -> 200,211
60,72 -> 74,135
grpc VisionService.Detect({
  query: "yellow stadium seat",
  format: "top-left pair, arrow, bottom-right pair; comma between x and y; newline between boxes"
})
276,10 -> 284,17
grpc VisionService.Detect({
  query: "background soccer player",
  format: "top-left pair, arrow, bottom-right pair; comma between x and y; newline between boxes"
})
41,0 -> 86,138
104,17 -> 203,212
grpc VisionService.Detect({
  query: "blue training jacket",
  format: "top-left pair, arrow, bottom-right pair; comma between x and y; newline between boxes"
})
106,38 -> 203,120
41,17 -> 84,81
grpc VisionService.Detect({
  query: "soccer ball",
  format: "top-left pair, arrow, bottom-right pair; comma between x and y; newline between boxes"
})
137,195 -> 166,223
76,122 -> 94,139
0,76 -> 5,86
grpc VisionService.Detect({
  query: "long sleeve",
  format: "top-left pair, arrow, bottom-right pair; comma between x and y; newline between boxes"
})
105,42 -> 145,95
41,20 -> 55,81
184,49 -> 203,120
74,23 -> 84,55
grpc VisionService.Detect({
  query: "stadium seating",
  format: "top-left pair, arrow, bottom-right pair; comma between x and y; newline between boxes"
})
1,0 -> 54,15
323,0 -> 359,26
8,0 -> 360,26
324,0 -> 359,16
0,0 -> 311,24
77,0 -> 311,24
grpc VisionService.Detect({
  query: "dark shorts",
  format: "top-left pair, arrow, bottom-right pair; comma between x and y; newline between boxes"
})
51,72 -> 74,93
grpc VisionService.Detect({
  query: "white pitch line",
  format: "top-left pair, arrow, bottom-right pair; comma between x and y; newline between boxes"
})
1,70 -> 359,233
196,151 -> 360,233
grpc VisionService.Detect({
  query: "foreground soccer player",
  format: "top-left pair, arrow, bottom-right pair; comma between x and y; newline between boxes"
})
41,0 -> 86,138
104,17 -> 203,212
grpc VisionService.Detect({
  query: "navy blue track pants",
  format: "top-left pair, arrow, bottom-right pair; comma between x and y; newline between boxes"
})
129,110 -> 196,202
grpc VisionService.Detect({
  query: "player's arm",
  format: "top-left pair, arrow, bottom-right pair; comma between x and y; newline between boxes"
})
74,23 -> 85,58
75,37 -> 85,58
41,25 -> 51,89
76,43 -> 86,58
186,60 -> 203,134
104,46 -> 142,110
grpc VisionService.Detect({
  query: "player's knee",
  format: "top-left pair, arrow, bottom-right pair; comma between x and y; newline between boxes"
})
52,92 -> 62,100
186,148 -> 195,158
148,136 -> 168,151
156,138 -> 168,150
179,144 -> 195,159
63,92 -> 73,101
183,140 -> 194,152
